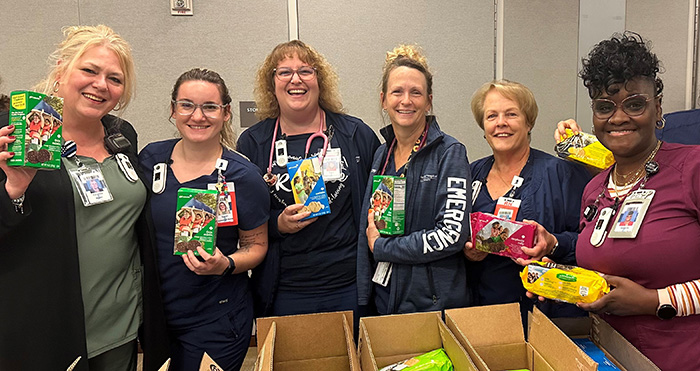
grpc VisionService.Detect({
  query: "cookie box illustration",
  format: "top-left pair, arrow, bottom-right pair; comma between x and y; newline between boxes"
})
370,175 -> 405,235
470,212 -> 536,260
8,91 -> 63,169
174,188 -> 218,255
287,156 -> 331,219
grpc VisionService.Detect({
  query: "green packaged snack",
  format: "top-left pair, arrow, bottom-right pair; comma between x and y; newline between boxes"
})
371,175 -> 405,235
174,188 -> 218,255
380,348 -> 453,371
8,91 -> 63,169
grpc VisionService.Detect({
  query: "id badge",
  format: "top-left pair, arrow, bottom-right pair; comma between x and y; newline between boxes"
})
608,189 -> 655,239
208,182 -> 238,227
495,197 -> 521,221
372,261 -> 393,287
322,147 -> 342,180
69,164 -> 113,206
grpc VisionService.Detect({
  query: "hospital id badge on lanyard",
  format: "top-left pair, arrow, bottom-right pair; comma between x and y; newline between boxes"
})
322,145 -> 342,181
608,189 -> 655,239
494,176 -> 523,221
69,162 -> 113,207
207,158 -> 238,227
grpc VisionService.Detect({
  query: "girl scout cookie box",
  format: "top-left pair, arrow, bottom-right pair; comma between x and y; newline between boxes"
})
175,188 -> 218,255
8,91 -> 63,169
470,212 -> 535,260
287,156 -> 331,219
370,175 -> 405,235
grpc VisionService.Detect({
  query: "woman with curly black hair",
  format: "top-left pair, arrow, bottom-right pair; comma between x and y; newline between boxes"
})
554,32 -> 700,370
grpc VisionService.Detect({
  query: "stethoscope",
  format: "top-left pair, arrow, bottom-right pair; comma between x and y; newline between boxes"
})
263,110 -> 329,186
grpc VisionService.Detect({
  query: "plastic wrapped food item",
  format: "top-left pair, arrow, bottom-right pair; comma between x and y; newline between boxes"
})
380,348 -> 453,371
521,261 -> 610,304
555,129 -> 614,170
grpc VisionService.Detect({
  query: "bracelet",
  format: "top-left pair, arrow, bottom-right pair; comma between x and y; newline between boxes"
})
221,255 -> 236,276
11,194 -> 25,214
548,241 -> 559,257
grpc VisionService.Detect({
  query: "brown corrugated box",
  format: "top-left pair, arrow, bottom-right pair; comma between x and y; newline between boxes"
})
552,314 -> 660,371
445,303 -> 597,371
358,311 -> 479,371
254,311 -> 360,371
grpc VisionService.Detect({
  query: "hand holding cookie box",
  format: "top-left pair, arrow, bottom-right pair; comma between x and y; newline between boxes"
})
8,91 -> 63,170
469,212 -> 536,260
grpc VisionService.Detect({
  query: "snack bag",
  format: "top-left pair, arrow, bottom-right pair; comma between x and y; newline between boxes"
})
370,175 -> 405,235
470,212 -> 536,260
174,188 -> 218,255
521,261 -> 610,304
555,129 -> 614,170
8,91 -> 63,169
380,348 -> 453,371
287,156 -> 331,219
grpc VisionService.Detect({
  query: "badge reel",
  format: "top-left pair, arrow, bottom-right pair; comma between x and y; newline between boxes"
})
152,163 -> 167,194
494,176 -> 523,221
590,207 -> 614,247
275,139 -> 288,167
322,145 -> 342,181
63,140 -> 113,207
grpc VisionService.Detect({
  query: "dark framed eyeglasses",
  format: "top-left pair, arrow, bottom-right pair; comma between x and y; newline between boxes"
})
172,100 -> 228,119
273,66 -> 317,82
591,94 -> 658,120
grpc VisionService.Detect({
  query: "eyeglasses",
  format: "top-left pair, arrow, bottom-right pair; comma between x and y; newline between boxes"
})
273,66 -> 317,82
172,100 -> 228,119
591,94 -> 657,120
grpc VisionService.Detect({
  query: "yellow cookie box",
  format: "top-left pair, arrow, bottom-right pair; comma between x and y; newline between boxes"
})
555,129 -> 615,170
521,261 -> 610,304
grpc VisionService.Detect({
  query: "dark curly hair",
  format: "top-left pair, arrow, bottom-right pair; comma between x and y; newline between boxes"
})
0,94 -> 8,112
580,31 -> 663,100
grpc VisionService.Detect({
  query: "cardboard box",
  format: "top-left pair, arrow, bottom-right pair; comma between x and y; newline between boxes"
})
255,311 -> 359,371
358,311 -> 478,371
8,91 -> 63,170
370,175 -> 405,235
552,315 -> 660,371
446,303 -> 597,371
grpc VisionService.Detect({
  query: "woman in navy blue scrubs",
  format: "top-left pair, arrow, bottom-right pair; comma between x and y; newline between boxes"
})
139,68 -> 269,371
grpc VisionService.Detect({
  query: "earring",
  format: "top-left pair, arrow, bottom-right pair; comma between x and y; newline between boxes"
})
591,126 -> 595,134
655,117 -> 666,130
52,81 -> 60,93
113,102 -> 123,111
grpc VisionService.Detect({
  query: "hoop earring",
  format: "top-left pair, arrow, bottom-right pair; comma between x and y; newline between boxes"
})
52,81 -> 60,93
591,126 -> 595,134
113,102 -> 122,111
655,117 -> 666,130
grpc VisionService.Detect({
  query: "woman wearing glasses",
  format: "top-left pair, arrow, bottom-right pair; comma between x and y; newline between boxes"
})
139,68 -> 269,371
237,40 -> 380,319
464,80 -> 590,321
553,32 -> 700,370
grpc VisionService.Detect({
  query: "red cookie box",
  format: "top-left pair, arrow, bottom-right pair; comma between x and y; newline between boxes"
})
469,212 -> 535,260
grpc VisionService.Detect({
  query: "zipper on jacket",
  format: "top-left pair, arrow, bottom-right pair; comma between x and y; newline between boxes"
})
426,264 -> 438,305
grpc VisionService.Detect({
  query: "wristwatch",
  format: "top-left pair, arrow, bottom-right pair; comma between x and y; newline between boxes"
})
11,193 -> 25,214
656,288 -> 677,320
221,255 -> 236,276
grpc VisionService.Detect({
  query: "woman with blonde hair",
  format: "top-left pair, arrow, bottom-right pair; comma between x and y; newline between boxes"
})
0,25 -> 168,370
464,80 -> 590,322
357,44 -> 471,314
237,40 -> 380,320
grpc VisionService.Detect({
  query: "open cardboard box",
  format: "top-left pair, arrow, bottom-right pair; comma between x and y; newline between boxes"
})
552,314 -> 660,371
358,311 -> 479,371
254,310 -> 360,371
446,303 -> 599,371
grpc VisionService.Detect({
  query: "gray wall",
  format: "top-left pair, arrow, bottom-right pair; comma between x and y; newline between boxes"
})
1,1 -> 697,161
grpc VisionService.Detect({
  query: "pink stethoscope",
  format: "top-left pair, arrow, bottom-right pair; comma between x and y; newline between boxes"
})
263,110 -> 328,186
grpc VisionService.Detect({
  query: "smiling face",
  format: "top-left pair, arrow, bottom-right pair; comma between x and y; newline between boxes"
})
482,89 -> 531,156
381,66 -> 432,131
274,54 -> 320,115
57,45 -> 125,123
172,80 -> 230,146
591,77 -> 661,160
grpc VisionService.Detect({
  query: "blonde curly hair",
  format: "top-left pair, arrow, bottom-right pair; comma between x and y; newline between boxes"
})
381,44 -> 433,100
254,40 -> 343,119
35,25 -> 135,112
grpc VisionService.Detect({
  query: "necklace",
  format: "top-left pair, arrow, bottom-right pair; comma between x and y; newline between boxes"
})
611,140 -> 661,188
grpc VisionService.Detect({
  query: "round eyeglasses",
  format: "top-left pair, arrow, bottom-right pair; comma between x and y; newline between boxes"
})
591,94 -> 658,120
273,66 -> 317,82
172,100 -> 228,119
